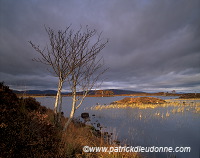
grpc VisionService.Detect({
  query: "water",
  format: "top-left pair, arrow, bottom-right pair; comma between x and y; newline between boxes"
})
36,96 -> 200,158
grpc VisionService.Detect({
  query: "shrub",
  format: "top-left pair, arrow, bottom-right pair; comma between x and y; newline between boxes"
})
22,97 -> 41,111
0,82 -> 60,157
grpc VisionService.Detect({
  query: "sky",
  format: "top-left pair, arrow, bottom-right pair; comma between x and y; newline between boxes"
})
0,0 -> 200,93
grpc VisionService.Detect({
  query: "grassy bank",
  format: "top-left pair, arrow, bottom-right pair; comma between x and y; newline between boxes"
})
0,83 -> 140,158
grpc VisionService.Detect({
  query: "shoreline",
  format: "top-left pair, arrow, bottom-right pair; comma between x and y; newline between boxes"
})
17,94 -> 200,101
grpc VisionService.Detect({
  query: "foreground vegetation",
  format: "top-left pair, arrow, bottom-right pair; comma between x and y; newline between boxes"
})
0,83 -> 141,158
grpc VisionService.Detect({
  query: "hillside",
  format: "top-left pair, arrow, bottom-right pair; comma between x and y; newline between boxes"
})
13,90 -> 64,95
0,83 -> 141,158
14,89 -> 144,96
179,93 -> 200,99
105,89 -> 144,95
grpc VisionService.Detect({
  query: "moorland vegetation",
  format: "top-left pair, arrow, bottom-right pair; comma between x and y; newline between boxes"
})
0,82 -> 140,158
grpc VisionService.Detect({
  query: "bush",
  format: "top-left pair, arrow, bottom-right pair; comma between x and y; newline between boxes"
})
0,82 -> 141,158
0,82 -> 60,157
21,97 -> 41,111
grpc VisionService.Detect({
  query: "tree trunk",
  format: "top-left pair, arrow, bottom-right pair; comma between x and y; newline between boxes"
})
63,90 -> 76,131
58,93 -> 63,125
54,79 -> 63,126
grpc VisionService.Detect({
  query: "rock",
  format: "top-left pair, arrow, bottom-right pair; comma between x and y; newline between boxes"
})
104,132 -> 108,135
97,123 -> 101,127
81,112 -> 89,119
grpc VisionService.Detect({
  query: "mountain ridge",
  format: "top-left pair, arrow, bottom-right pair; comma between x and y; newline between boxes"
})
13,89 -> 144,95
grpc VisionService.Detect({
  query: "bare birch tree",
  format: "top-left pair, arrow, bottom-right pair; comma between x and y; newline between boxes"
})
29,26 -> 71,126
63,27 -> 108,130
29,25 -> 108,129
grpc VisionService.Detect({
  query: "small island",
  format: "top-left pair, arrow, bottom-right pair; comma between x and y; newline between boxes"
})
91,96 -> 200,114
92,97 -> 169,110
112,97 -> 166,104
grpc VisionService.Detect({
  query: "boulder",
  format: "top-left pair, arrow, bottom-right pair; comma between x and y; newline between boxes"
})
81,112 -> 89,119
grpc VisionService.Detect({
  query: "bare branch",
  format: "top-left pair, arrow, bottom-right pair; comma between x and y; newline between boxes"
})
29,25 -> 108,129
64,26 -> 108,130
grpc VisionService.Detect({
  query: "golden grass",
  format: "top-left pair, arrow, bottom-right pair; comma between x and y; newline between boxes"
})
55,120 -> 141,158
91,99 -> 200,114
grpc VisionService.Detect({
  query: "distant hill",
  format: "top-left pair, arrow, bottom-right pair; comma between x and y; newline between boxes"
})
14,89 -> 144,95
69,89 -> 144,95
105,89 -> 144,95
14,90 -> 69,95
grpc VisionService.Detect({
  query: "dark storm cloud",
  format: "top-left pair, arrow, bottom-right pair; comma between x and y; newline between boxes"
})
0,0 -> 200,92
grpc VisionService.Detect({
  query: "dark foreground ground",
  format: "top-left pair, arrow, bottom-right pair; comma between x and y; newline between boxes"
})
0,82 -> 141,158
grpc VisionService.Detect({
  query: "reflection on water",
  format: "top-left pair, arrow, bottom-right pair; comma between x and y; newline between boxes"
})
36,96 -> 200,158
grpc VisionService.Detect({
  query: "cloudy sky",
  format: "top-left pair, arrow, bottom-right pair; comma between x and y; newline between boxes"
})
0,0 -> 200,92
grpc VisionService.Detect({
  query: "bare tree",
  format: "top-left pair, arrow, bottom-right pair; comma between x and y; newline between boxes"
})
29,25 -> 108,129
29,26 -> 71,126
63,27 -> 108,130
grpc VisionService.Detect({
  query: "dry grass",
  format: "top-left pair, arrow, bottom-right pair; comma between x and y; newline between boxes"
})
91,98 -> 200,114
55,117 -> 141,158
0,83 -> 141,158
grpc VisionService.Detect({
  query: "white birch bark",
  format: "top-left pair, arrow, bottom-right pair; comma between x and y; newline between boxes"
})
54,79 -> 63,125
63,89 -> 76,130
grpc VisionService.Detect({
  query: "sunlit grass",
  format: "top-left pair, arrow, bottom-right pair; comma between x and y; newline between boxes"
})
91,99 -> 200,114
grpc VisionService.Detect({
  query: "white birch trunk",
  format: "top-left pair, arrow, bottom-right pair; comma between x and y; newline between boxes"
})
63,88 -> 76,131
54,79 -> 63,125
